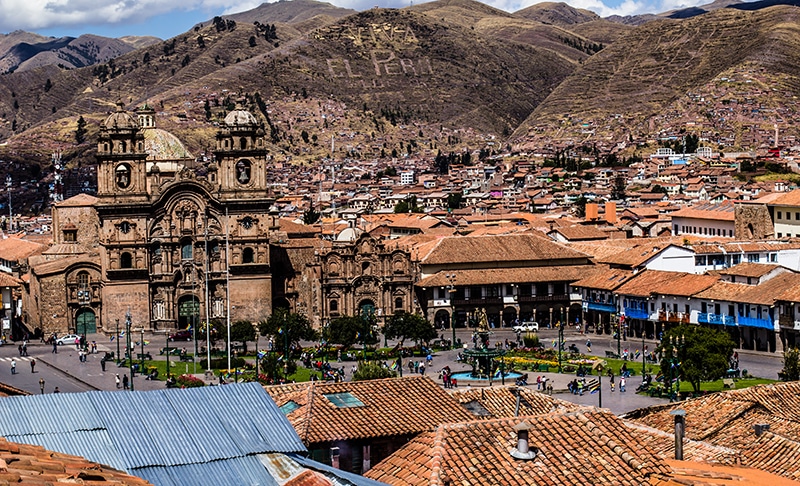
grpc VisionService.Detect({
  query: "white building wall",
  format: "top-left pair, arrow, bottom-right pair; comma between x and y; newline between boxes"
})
672,216 -> 735,238
643,246 -> 697,273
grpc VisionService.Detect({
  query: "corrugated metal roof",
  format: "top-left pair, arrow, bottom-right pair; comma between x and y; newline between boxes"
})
136,456 -> 281,486
0,383 -> 311,485
290,453 -> 389,486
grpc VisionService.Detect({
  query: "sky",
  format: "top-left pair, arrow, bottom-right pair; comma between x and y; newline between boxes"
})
2,0 -> 710,40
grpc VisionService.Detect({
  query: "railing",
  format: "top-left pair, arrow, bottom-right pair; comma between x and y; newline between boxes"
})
737,315 -> 774,330
697,313 -> 735,326
657,311 -> 690,324
624,308 -> 648,320
585,301 -> 616,313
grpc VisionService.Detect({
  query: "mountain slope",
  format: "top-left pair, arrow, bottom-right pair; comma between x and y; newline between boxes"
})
511,4 -> 800,143
0,33 -> 141,74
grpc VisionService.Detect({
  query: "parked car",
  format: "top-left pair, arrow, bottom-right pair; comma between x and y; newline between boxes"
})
56,334 -> 80,345
169,330 -> 193,341
512,321 -> 539,333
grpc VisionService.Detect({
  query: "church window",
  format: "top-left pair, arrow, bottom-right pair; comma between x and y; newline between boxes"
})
242,247 -> 254,264
181,240 -> 193,260
236,159 -> 251,185
116,164 -> 131,189
330,300 -> 339,313
120,222 -> 131,234
120,252 -> 133,269
240,137 -> 247,150
120,141 -> 127,153
241,217 -> 254,229
395,297 -> 403,310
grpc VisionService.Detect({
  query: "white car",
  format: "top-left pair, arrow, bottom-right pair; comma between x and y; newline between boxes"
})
56,334 -> 81,345
512,322 -> 539,333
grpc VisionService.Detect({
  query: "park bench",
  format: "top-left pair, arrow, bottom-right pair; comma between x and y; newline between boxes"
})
723,378 -> 735,389
136,352 -> 152,360
159,347 -> 181,356
605,351 -> 620,359
179,353 -> 193,362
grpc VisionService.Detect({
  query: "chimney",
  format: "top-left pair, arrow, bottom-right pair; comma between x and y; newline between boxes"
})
330,447 -> 340,469
754,424 -> 770,437
510,420 -> 537,460
585,203 -> 598,221
670,409 -> 686,460
605,202 -> 617,224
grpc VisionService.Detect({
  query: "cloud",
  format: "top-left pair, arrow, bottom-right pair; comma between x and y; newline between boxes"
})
0,0 -> 712,36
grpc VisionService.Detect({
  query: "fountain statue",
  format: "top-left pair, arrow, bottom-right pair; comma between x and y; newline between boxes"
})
462,307 -> 507,382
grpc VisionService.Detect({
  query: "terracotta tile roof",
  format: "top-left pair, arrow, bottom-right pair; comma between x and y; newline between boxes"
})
766,189 -> 800,207
693,281 -> 754,302
568,238 -> 679,267
419,234 -> 590,265
0,236 -> 44,262
622,420 -> 740,465
717,263 -> 785,278
734,273 -> 800,305
625,381 -> 800,482
548,225 -> 609,241
656,459 -> 800,486
0,437 -> 151,485
55,193 -> 98,207
670,201 -> 736,222
416,264 -> 599,287
448,386 -> 580,418
264,376 -> 475,445
614,270 -> 718,298
571,266 -> 634,291
364,411 -> 671,486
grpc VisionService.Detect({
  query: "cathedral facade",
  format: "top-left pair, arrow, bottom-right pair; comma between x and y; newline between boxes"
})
23,104 -> 276,335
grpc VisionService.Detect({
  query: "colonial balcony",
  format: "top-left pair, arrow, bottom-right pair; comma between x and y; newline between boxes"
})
697,312 -> 736,326
657,310 -> 690,324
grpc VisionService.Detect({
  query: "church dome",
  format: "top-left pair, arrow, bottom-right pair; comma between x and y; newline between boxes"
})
142,128 -> 193,161
224,109 -> 259,127
103,103 -> 137,130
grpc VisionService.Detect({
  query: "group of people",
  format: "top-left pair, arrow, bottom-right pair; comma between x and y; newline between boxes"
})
439,366 -> 458,388
536,376 -> 554,395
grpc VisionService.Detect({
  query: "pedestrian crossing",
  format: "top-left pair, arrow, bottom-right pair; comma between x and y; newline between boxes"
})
0,357 -> 35,362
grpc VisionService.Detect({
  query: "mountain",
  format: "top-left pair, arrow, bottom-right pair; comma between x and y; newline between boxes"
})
0,32 -> 155,74
514,2 -> 600,24
511,4 -> 800,145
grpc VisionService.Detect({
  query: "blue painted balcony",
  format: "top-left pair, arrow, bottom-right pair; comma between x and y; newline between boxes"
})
737,315 -> 773,330
697,313 -> 736,326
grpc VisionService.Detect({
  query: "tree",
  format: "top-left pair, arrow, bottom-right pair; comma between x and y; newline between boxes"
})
303,207 -> 320,225
779,347 -> 800,381
447,192 -> 463,210
329,315 -> 379,350
75,116 -> 87,144
353,361 -> 396,381
230,320 -> 256,354
259,309 -> 317,353
658,324 -> 735,393
382,312 -> 436,346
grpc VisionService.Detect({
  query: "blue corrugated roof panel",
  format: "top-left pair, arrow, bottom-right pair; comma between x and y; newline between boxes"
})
136,456 -> 281,486
0,393 -> 105,435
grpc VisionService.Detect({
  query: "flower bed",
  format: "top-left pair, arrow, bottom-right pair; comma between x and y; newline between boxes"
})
504,356 -> 559,370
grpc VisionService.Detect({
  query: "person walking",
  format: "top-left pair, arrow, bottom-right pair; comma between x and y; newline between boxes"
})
115,374 -> 120,389
38,378 -> 44,394
10,358 -> 16,375
122,374 -> 129,390
52,340 -> 58,354
620,376 -> 626,392
21,342 -> 27,357
30,359 -> 35,373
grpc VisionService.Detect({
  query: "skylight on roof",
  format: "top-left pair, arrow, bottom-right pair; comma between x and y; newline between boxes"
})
324,392 -> 365,408
279,400 -> 300,415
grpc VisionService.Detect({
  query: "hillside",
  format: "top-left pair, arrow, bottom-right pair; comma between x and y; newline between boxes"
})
0,33 -> 143,74
511,5 -> 800,146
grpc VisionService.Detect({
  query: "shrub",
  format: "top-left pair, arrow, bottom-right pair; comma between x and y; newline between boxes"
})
352,361 -> 397,381
175,374 -> 204,388
522,334 -> 540,348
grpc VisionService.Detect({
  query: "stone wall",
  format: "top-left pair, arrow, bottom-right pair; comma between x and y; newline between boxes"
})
735,203 -> 773,240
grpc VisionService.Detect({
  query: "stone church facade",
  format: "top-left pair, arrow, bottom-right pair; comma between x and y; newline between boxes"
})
21,104 -> 416,337
23,104 -> 276,335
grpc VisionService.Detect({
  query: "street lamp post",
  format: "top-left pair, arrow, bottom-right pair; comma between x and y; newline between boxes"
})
125,311 -> 134,391
669,334 -> 684,402
140,328 -> 145,377
5,174 -> 11,234
558,311 -> 565,372
642,329 -> 646,377
446,273 -> 457,349
115,319 -> 120,365
617,315 -> 622,357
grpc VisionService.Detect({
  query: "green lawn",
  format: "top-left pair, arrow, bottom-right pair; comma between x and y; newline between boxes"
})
678,377 -> 776,393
